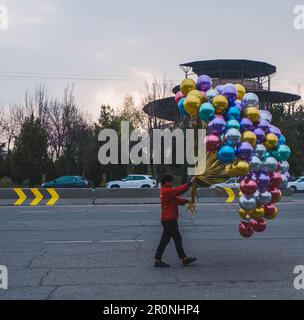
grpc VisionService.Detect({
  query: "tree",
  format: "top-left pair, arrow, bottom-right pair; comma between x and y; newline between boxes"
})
271,104 -> 304,176
10,115 -> 49,186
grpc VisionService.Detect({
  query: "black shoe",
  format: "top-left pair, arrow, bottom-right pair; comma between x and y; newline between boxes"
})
154,261 -> 170,268
182,257 -> 197,266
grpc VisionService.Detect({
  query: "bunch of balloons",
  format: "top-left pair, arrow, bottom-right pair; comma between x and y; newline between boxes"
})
175,75 -> 291,238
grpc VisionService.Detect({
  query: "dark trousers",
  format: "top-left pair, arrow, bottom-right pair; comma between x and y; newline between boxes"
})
155,220 -> 186,260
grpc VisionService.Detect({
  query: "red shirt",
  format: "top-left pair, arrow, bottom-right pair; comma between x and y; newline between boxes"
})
160,183 -> 191,221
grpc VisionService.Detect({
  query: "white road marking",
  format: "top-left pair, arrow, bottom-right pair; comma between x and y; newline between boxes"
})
98,240 -> 145,243
44,240 -> 145,244
5,221 -> 48,224
45,241 -> 93,244
119,210 -> 148,213
20,211 -> 52,214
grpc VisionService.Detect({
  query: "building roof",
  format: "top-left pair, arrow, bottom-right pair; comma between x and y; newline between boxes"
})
180,59 -> 277,79
143,90 -> 301,122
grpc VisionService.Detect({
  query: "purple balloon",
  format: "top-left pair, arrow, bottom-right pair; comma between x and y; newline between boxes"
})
257,173 -> 270,189
237,142 -> 254,160
284,171 -> 291,182
208,117 -> 226,134
260,110 -> 272,123
269,125 -> 281,138
257,119 -> 270,132
197,75 -> 212,92
215,84 -> 224,94
222,84 -> 237,104
254,128 -> 266,143
240,118 -> 254,132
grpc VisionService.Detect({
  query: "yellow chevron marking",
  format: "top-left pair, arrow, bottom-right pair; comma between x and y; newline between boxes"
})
224,188 -> 236,203
14,188 -> 27,206
47,188 -> 59,206
30,188 -> 43,206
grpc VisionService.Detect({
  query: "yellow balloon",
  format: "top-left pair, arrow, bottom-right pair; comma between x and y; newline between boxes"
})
250,207 -> 265,220
244,107 -> 260,123
239,208 -> 251,220
225,164 -> 235,177
235,84 -> 246,100
264,133 -> 279,150
265,208 -> 278,220
242,131 -> 257,147
212,95 -> 228,115
180,78 -> 196,96
184,95 -> 201,116
232,160 -> 250,177
188,90 -> 204,104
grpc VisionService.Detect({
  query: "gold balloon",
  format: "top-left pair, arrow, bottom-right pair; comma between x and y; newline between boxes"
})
235,84 -> 246,100
180,78 -> 196,96
264,133 -> 279,150
265,208 -> 278,220
225,164 -> 236,177
232,160 -> 250,177
244,107 -> 260,123
250,207 -> 265,220
242,131 -> 257,147
239,208 -> 251,220
212,95 -> 228,115
184,95 -> 201,116
188,89 -> 204,104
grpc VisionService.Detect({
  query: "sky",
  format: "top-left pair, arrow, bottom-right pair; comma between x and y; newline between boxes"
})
0,0 -> 304,119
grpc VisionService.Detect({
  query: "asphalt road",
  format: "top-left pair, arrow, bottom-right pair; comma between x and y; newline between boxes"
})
1,196 -> 304,300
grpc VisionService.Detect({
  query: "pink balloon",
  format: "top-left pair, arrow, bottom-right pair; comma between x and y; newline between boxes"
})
175,91 -> 184,104
270,172 -> 282,188
251,219 -> 267,233
240,179 -> 258,196
205,134 -> 221,152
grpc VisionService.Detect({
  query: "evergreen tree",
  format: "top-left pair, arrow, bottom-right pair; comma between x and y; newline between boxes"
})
10,115 -> 49,186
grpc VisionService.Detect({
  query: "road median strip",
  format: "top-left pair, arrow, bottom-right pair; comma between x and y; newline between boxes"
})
0,187 -> 293,206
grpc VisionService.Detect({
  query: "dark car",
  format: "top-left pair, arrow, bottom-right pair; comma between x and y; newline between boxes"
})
41,176 -> 93,188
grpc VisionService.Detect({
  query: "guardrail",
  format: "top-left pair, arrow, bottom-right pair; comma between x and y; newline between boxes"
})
0,187 -> 294,206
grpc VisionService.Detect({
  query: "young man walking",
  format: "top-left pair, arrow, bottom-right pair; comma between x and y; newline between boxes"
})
154,175 -> 198,268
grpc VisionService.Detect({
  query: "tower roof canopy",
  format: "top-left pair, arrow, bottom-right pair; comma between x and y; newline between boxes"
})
180,59 -> 277,79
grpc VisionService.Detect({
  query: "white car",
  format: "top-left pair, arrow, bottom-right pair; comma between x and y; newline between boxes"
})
209,178 -> 240,189
106,175 -> 157,189
287,176 -> 304,192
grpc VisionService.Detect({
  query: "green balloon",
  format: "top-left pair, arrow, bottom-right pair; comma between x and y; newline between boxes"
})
199,102 -> 215,122
276,145 -> 291,161
227,119 -> 240,130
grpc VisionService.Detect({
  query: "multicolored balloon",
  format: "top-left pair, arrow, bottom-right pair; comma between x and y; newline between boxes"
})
174,77 -> 291,238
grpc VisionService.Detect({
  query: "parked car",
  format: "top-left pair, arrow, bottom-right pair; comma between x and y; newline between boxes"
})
41,176 -> 93,188
106,175 -> 157,189
209,178 -> 240,189
287,176 -> 304,192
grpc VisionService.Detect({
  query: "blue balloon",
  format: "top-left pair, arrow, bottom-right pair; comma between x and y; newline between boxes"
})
227,119 -> 241,130
279,134 -> 286,145
199,102 -> 215,122
276,145 -> 291,161
226,106 -> 241,121
178,98 -> 188,117
217,145 -> 236,164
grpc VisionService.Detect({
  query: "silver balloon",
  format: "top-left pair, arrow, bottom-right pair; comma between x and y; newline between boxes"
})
206,89 -> 219,102
239,195 -> 257,212
249,156 -> 262,172
280,161 -> 290,174
225,128 -> 241,145
242,92 -> 259,109
262,157 -> 278,173
257,191 -> 272,206
259,110 -> 272,123
280,174 -> 288,190
254,144 -> 267,160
